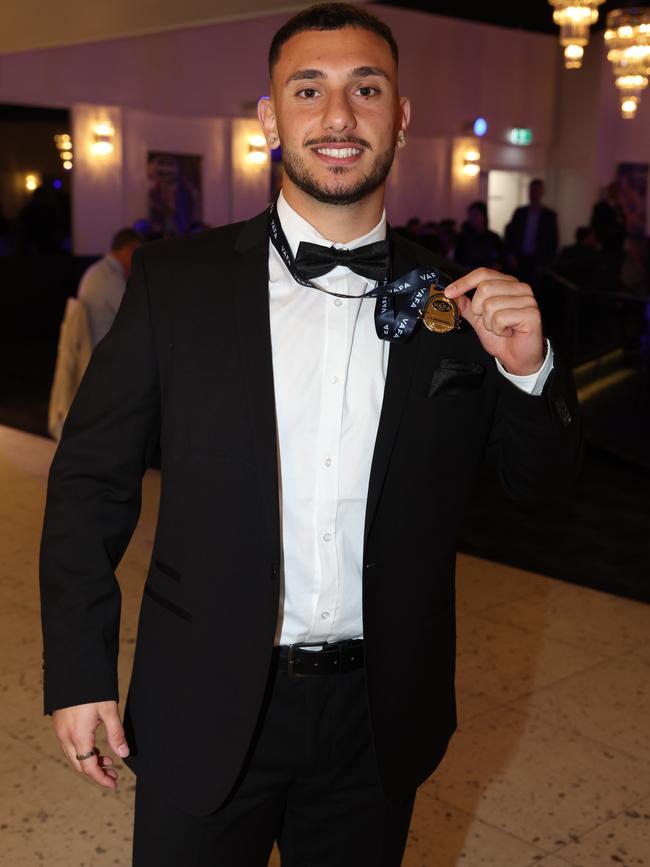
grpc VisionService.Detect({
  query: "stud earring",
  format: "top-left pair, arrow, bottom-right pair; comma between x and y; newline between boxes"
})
397,131 -> 407,145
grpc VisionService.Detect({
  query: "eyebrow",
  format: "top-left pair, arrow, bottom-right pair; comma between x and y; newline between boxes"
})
285,66 -> 390,85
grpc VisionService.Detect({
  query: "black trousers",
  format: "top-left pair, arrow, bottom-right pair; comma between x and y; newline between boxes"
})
132,653 -> 415,866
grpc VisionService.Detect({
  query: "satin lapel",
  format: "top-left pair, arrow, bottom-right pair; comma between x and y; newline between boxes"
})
230,211 -> 280,557
364,230 -> 423,546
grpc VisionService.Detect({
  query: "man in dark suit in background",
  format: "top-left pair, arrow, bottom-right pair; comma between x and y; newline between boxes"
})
505,178 -> 559,284
40,5 -> 581,866
590,181 -> 626,282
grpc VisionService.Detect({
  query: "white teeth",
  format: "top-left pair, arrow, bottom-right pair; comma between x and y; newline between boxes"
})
316,147 -> 361,158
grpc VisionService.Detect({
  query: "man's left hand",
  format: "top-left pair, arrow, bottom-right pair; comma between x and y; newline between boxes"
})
444,268 -> 544,376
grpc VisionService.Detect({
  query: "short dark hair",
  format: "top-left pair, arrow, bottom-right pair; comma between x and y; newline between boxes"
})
110,228 -> 143,251
268,3 -> 399,75
530,178 -> 544,188
575,226 -> 592,243
468,201 -> 488,218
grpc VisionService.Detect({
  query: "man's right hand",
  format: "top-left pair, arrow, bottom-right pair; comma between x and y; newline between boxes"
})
52,700 -> 129,790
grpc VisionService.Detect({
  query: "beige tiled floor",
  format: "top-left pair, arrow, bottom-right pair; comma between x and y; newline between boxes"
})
1,424 -> 649,867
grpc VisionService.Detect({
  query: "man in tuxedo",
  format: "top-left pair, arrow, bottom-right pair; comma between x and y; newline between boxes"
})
505,178 -> 559,284
40,5 -> 581,866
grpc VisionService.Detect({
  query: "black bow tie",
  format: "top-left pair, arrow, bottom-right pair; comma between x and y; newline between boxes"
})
294,239 -> 391,283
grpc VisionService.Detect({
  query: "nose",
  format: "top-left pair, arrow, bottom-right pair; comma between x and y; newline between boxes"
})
321,91 -> 356,133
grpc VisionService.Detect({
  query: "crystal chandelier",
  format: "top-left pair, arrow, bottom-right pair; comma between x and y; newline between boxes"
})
548,0 -> 605,68
604,8 -> 650,118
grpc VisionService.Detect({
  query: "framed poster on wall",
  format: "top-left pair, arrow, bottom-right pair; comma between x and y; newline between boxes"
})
147,151 -> 203,237
616,162 -> 648,239
616,162 -> 648,291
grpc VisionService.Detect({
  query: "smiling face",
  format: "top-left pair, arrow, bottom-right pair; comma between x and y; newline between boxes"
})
259,26 -> 409,209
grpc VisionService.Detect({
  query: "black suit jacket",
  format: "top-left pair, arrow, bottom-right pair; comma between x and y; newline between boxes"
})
505,205 -> 559,265
40,209 -> 582,816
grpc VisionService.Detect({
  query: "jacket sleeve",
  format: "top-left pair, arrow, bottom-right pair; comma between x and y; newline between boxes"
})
39,247 -> 160,714
487,349 -> 583,503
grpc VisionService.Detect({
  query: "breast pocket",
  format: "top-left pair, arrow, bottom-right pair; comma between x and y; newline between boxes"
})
428,359 -> 485,398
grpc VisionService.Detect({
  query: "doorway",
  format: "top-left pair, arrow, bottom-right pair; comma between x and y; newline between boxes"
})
487,170 -> 535,237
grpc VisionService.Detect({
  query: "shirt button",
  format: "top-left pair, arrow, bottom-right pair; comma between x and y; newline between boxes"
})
320,611 -> 330,620
333,298 -> 343,307
324,457 -> 333,467
323,532 -> 332,542
329,375 -> 339,384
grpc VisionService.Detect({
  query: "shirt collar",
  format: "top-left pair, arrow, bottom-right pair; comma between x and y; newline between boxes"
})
106,253 -> 125,278
276,190 -> 387,259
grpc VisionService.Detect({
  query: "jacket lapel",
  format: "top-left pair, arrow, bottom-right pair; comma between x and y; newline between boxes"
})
364,229 -> 423,546
230,211 -> 281,558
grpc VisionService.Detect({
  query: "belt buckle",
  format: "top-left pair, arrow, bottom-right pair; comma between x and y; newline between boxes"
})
286,641 -> 328,679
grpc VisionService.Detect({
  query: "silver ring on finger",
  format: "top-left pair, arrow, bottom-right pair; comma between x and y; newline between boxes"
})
76,747 -> 99,761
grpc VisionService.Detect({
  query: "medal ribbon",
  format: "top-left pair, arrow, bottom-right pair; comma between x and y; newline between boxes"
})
268,200 -> 452,343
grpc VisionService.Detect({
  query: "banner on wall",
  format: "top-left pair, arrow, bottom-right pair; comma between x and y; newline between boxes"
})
616,162 -> 649,292
616,162 -> 648,239
147,152 -> 203,237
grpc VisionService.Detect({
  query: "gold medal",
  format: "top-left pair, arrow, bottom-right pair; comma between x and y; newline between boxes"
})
422,286 -> 460,334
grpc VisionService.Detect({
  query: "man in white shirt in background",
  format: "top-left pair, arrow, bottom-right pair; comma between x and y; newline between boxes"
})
77,228 -> 143,346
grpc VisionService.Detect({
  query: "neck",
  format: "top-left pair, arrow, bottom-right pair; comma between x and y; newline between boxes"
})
108,252 -> 125,275
282,181 -> 385,243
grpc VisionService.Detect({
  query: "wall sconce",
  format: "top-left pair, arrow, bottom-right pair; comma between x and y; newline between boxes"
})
246,134 -> 268,165
25,172 -> 42,192
91,121 -> 115,156
463,148 -> 481,177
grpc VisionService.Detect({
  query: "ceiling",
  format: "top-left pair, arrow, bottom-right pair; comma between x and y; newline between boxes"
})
378,0 -> 630,36
0,0 -> 308,54
0,0 -> 633,54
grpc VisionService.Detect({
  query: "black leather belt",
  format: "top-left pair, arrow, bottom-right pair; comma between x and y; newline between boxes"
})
278,639 -> 364,678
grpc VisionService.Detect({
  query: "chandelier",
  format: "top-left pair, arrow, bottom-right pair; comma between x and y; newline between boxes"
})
548,0 -> 605,68
604,8 -> 650,118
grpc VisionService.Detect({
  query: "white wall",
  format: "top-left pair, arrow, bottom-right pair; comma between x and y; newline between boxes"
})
377,7 -> 557,146
593,46 -> 650,236
123,109 -> 231,231
230,118 -> 273,223
72,104 -> 125,255
0,6 -> 558,141
385,137 -> 450,225
552,35 -> 650,243
3,5 -> 647,245
72,104 -> 270,255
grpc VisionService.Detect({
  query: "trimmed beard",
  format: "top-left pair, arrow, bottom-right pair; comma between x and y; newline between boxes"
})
281,145 -> 396,206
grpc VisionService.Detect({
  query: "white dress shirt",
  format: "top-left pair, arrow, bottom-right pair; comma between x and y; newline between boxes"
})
269,192 -> 552,646
77,254 -> 126,347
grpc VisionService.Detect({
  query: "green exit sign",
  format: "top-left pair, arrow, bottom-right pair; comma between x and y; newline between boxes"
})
508,128 -> 533,145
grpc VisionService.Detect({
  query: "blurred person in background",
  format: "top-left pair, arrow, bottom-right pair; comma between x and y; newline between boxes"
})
590,181 -> 626,283
437,218 -> 458,259
505,178 -> 558,284
77,228 -> 143,347
418,220 -> 444,255
555,226 -> 607,290
455,200 -> 505,271
17,185 -> 61,255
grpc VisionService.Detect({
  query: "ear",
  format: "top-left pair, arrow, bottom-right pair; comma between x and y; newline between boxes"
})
397,96 -> 411,148
257,97 -> 279,149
